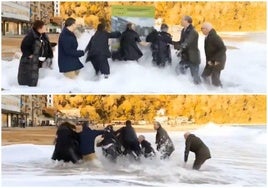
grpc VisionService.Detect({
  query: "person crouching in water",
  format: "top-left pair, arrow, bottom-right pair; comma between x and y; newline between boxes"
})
154,121 -> 175,159
85,23 -> 121,79
51,122 -> 82,164
184,132 -> 211,170
96,125 -> 123,162
146,23 -> 173,67
138,135 -> 156,158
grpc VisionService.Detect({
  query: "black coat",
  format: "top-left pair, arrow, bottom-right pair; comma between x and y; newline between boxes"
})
79,126 -> 105,155
18,29 -> 53,86
140,140 -> 155,157
58,27 -> 84,73
115,125 -> 141,154
146,30 -> 172,62
85,30 -> 121,61
120,29 -> 143,61
155,126 -> 174,153
184,134 -> 211,162
179,24 -> 200,65
51,125 -> 82,163
205,29 -> 227,70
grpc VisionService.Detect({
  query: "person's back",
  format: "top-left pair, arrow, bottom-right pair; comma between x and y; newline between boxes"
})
138,135 -> 155,158
120,23 -> 143,61
184,133 -> 211,170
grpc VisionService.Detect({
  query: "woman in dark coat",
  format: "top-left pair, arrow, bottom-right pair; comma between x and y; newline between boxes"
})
184,132 -> 211,170
17,20 -> 53,87
138,135 -> 156,158
51,122 -> 82,163
58,17 -> 84,79
120,23 -> 143,61
85,23 -> 121,78
154,121 -> 175,159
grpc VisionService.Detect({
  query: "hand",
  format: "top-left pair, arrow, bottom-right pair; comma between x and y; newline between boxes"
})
215,61 -> 220,66
207,61 -> 213,66
29,55 -> 33,59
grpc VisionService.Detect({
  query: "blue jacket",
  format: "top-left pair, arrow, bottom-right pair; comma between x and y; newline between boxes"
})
58,27 -> 84,73
79,126 -> 105,155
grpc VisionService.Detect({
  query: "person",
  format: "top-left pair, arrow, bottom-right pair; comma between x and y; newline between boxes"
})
119,23 -> 146,61
138,135 -> 156,158
51,122 -> 82,163
79,122 -> 105,161
115,120 -> 141,159
154,121 -> 175,159
201,22 -> 227,87
96,125 -> 122,162
184,132 -> 211,170
146,24 -> 173,67
85,23 -> 121,79
175,15 -> 201,84
58,17 -> 84,79
17,20 -> 53,86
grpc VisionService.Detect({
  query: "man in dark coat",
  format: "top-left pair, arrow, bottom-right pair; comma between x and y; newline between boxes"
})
96,125 -> 122,162
201,22 -> 227,87
58,17 -> 84,79
79,122 -> 105,161
51,122 -> 82,163
18,20 -> 53,87
184,132 -> 211,170
115,120 -> 141,159
175,15 -> 201,84
138,135 -> 156,158
154,121 -> 175,159
146,24 -> 173,67
85,23 -> 121,79
119,23 -> 145,61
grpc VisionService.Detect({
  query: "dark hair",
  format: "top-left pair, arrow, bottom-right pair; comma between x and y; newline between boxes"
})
126,120 -> 132,126
65,17 -> 76,27
183,15 -> 193,24
126,23 -> 133,30
60,122 -> 76,130
97,23 -> 105,31
32,20 -> 45,30
160,23 -> 168,30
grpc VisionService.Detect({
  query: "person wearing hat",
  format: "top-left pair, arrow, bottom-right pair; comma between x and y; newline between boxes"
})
51,122 -> 82,163
154,121 -> 175,159
184,132 -> 211,170
146,23 -> 173,67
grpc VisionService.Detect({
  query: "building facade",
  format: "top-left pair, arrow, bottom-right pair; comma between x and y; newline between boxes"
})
1,2 -> 31,35
30,1 -> 54,24
1,95 -> 23,127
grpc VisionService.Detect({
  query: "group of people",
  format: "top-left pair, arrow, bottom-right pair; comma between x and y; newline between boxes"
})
17,15 -> 226,87
52,120 -> 211,170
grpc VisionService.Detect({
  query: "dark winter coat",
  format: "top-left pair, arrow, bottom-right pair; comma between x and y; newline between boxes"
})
79,126 -> 105,155
146,30 -> 172,64
51,125 -> 82,163
155,126 -> 175,156
85,30 -> 121,61
140,140 -> 155,157
178,24 -> 200,65
115,125 -> 141,155
205,29 -> 227,70
18,29 -> 53,86
58,27 -> 84,73
184,134 -> 211,162
120,29 -> 143,61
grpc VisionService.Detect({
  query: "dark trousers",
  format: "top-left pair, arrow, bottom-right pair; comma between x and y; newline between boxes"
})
193,155 -> 210,170
178,60 -> 201,84
201,64 -> 222,87
91,55 -> 110,75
